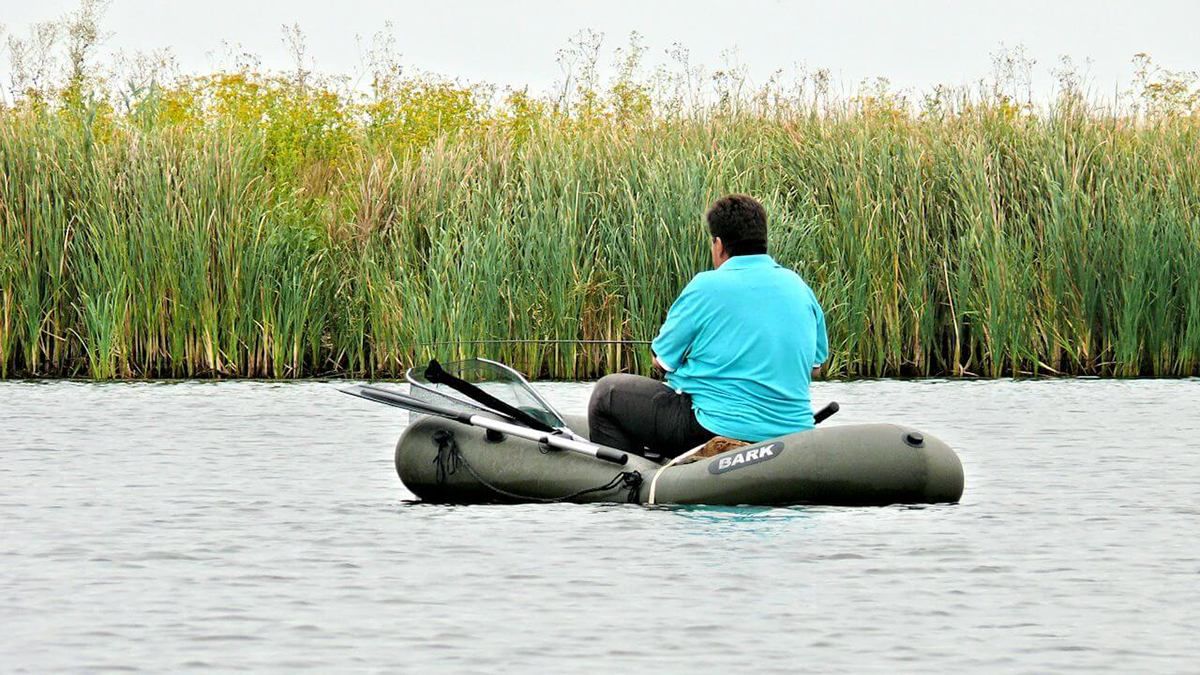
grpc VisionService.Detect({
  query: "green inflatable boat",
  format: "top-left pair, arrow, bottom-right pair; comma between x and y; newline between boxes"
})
344,359 -> 964,507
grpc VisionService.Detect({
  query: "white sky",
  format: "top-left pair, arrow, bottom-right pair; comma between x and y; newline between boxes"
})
2,0 -> 1199,101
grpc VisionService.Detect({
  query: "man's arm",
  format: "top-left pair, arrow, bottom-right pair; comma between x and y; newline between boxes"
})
651,280 -> 703,374
812,292 -> 829,378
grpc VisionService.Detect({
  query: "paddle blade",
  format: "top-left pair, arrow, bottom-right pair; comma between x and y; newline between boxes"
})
411,358 -> 562,431
341,385 -> 473,424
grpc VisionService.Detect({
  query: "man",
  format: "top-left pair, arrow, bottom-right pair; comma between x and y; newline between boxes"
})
588,194 -> 829,458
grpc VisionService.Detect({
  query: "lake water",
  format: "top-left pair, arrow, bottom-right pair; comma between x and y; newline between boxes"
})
2,378 -> 1198,672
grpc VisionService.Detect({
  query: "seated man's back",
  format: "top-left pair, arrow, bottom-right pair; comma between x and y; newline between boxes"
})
652,253 -> 827,442
588,194 -> 829,457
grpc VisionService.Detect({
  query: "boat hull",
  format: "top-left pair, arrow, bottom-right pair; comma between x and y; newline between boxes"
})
395,415 -> 964,506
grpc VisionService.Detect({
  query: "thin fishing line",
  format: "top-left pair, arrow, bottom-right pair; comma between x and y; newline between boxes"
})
418,339 -> 652,346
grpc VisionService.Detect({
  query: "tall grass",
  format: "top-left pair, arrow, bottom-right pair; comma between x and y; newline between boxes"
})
1,53 -> 1199,379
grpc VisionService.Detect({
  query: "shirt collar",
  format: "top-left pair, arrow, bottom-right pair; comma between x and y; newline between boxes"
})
718,254 -> 778,271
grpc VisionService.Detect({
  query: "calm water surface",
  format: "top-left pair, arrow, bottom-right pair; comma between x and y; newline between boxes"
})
2,379 -> 1198,672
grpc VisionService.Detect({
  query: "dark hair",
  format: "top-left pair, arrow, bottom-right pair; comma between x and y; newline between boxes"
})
706,194 -> 768,256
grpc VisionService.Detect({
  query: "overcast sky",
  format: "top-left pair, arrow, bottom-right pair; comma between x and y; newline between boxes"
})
2,0 -> 1198,101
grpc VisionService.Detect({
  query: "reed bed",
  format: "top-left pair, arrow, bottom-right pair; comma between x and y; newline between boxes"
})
1,70 -> 1198,379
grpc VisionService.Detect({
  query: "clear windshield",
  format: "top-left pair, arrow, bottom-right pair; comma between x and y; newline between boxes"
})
405,358 -> 569,431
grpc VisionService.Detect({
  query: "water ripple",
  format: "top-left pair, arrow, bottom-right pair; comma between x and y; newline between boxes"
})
1,378 -> 1198,672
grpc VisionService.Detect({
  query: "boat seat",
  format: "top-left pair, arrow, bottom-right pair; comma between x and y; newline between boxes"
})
674,436 -> 750,465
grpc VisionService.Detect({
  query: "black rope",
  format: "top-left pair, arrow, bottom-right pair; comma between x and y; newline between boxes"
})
432,429 -> 463,483
431,430 -> 643,504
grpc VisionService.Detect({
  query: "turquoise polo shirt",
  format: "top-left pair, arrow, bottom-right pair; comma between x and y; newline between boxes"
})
650,254 -> 829,442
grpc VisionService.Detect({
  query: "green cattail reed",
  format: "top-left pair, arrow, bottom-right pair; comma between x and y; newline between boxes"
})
1,64 -> 1198,379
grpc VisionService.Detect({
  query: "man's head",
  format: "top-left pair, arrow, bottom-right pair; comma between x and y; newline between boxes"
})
706,194 -> 768,268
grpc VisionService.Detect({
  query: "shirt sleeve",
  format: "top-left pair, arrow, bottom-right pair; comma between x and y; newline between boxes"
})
812,293 -> 829,368
651,278 -> 705,372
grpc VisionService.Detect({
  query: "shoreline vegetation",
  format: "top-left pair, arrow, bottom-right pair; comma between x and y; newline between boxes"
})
2,5 -> 1199,380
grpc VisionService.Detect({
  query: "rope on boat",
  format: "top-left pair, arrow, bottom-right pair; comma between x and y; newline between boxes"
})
647,442 -> 707,505
432,430 -> 643,504
433,429 -> 464,483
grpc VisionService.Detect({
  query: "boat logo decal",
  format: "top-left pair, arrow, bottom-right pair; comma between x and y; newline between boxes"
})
708,442 -> 784,475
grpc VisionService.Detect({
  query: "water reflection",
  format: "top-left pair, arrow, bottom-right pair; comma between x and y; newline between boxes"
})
654,504 -> 816,537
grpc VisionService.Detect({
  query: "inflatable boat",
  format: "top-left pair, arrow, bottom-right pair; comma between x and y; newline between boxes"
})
343,359 -> 964,507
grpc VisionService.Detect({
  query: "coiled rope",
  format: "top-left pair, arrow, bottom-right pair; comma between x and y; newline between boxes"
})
432,429 -> 643,504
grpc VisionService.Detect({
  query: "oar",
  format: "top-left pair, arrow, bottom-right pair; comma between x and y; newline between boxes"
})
416,358 -> 589,441
423,359 -> 557,432
341,384 -> 629,465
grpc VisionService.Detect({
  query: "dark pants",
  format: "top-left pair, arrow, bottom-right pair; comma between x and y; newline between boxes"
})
587,374 -> 715,458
